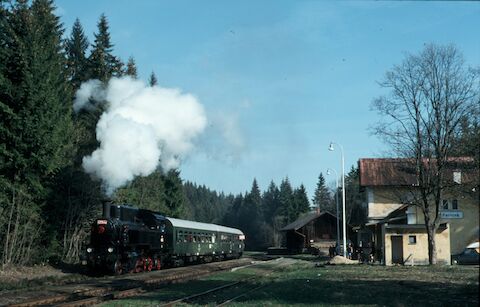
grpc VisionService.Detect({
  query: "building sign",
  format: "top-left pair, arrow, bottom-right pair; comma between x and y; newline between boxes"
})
440,210 -> 463,219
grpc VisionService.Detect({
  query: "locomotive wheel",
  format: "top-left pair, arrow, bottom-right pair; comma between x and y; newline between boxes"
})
134,258 -> 144,273
113,259 -> 123,275
145,257 -> 153,271
155,258 -> 161,270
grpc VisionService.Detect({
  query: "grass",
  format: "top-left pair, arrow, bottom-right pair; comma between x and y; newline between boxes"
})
102,258 -> 479,307
0,264 -> 89,291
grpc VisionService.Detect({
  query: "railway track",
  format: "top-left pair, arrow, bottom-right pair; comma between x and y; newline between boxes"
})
159,257 -> 296,306
2,257 -> 273,307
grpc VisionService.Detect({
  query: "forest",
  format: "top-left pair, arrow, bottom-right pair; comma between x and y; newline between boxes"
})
0,0 -> 366,266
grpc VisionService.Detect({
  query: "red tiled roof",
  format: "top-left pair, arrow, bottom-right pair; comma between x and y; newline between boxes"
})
359,157 -> 476,187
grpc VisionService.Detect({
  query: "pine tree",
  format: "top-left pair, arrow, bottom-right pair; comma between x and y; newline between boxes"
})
312,173 -> 334,213
262,181 -> 279,225
345,166 -> 366,226
0,0 -> 74,264
125,56 -> 138,78
294,184 -> 310,214
88,14 -> 123,81
245,178 -> 262,207
278,177 -> 295,224
149,71 -> 158,86
65,18 -> 89,90
10,0 -> 73,191
223,194 -> 243,228
163,169 -> 185,218
239,179 -> 263,249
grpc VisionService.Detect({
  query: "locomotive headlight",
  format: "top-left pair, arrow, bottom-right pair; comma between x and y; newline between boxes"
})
160,236 -> 164,243
107,247 -> 114,253
87,247 -> 93,253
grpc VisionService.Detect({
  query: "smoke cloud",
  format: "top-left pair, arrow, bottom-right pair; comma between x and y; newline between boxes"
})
74,77 -> 207,195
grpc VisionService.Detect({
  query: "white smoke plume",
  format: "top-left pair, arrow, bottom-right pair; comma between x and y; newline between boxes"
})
73,79 -> 104,112
74,77 -> 207,195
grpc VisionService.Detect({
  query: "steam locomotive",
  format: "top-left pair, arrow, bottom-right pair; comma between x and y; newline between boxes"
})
84,202 -> 245,274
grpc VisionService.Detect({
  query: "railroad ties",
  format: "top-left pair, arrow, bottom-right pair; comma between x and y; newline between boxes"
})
7,257 -> 259,307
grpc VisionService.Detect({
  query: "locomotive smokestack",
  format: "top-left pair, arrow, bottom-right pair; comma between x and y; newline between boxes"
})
102,199 -> 112,219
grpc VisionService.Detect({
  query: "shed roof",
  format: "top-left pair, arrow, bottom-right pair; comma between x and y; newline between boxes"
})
166,217 -> 244,235
280,211 -> 337,231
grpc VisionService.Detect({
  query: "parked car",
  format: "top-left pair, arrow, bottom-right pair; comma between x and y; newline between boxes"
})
452,242 -> 479,265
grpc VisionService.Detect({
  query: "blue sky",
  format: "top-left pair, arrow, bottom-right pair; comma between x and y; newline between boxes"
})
56,0 -> 480,198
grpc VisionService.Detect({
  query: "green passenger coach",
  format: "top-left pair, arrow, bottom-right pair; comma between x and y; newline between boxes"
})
165,217 -> 245,265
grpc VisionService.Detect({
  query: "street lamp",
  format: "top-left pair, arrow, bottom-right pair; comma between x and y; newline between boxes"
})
329,141 -> 347,258
326,168 -> 340,253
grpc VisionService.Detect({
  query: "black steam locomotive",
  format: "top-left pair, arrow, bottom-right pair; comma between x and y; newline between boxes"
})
84,202 -> 245,274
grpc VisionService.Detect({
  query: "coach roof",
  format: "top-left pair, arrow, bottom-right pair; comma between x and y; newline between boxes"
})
166,217 -> 243,235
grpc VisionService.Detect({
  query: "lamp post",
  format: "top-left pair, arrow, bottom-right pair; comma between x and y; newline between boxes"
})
326,168 -> 340,253
329,142 -> 347,257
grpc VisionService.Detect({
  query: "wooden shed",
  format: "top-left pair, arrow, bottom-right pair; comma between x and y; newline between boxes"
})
280,211 -> 343,253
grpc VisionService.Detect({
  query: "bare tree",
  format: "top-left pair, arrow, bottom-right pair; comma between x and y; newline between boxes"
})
372,44 -> 479,264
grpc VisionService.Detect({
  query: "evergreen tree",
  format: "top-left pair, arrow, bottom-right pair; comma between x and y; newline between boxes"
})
0,0 -> 74,264
125,56 -> 138,78
245,178 -> 262,207
65,18 -> 89,90
149,71 -> 158,86
262,181 -> 279,225
239,179 -> 263,249
294,184 -> 310,214
223,193 -> 244,228
451,114 -> 480,201
4,0 -> 73,194
278,177 -> 295,224
88,14 -> 123,81
344,166 -> 366,226
163,169 -> 185,218
114,170 -> 165,212
312,173 -> 334,213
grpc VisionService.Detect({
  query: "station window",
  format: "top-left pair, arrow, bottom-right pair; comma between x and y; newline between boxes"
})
408,235 -> 417,245
452,199 -> 458,210
442,200 -> 448,210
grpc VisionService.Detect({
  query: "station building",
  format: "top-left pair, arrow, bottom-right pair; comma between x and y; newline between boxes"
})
358,157 -> 478,265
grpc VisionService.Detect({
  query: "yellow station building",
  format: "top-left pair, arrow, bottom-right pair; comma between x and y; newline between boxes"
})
358,158 -> 479,265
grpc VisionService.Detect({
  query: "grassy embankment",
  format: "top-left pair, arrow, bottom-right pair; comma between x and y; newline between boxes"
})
0,264 -> 88,291
103,256 -> 479,307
